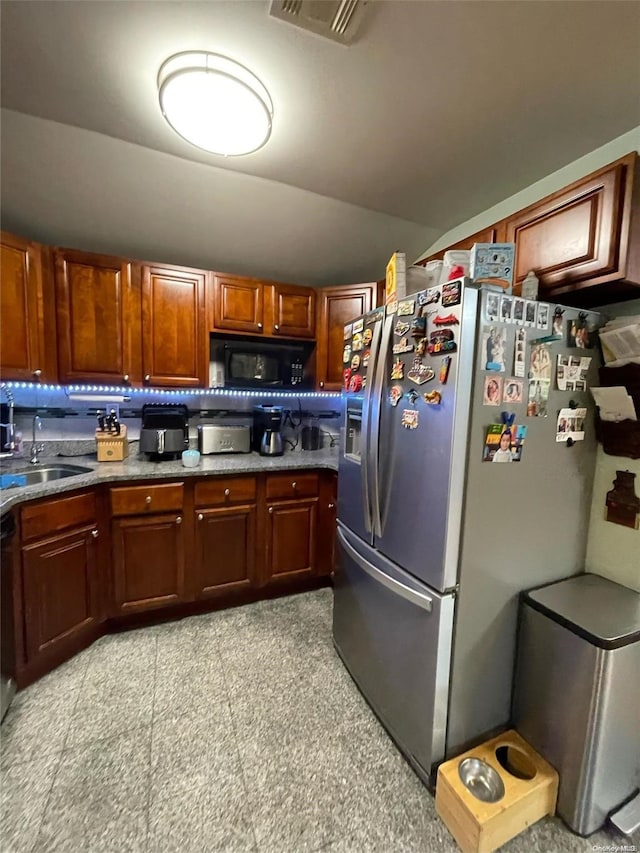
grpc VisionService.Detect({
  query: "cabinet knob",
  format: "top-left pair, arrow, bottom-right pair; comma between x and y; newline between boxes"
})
319,381 -> 324,389
257,322 -> 263,329
328,503 -> 335,509
268,506 -> 274,514
224,488 -> 230,496
176,516 -> 182,525
197,513 -> 204,521
274,324 -> 280,331
33,369 -> 42,379
292,481 -> 297,490
91,528 -> 99,538
145,495 -> 152,504
144,374 -> 151,383
123,374 -> 129,383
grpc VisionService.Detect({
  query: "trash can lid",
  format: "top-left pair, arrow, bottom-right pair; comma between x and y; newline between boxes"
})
524,573 -> 640,650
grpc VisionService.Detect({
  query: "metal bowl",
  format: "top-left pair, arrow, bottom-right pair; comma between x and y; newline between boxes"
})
458,758 -> 505,803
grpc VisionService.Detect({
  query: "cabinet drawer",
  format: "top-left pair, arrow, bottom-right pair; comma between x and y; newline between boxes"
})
21,492 -> 97,542
194,477 -> 256,507
266,473 -> 319,500
110,483 -> 184,517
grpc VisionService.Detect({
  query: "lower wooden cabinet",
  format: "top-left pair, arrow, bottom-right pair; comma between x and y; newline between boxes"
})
111,513 -> 186,614
265,498 -> 318,583
194,505 -> 256,598
22,524 -> 100,661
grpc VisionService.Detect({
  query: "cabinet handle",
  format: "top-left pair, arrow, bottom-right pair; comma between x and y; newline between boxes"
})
123,374 -> 129,384
144,374 -> 151,383
319,381 -> 324,389
33,369 -> 42,379
176,516 -> 182,525
257,322 -> 263,329
197,513 -> 204,521
274,324 -> 280,331
91,528 -> 99,538
145,496 -> 152,504
268,507 -> 274,514
328,503 -> 335,509
292,481 -> 297,490
224,488 -> 230,497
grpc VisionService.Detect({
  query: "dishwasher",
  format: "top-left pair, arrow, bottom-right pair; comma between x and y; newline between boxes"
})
1,512 -> 17,722
513,573 -> 640,837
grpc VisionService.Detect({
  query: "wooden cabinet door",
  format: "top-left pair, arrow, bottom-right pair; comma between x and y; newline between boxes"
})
317,474 -> 337,577
505,158 -> 629,298
271,283 -> 316,338
0,232 -> 55,382
194,505 -> 256,598
55,248 -> 142,385
316,283 -> 376,390
265,498 -> 318,583
213,274 -> 264,334
22,525 -> 100,661
112,513 -> 185,614
142,264 -> 207,387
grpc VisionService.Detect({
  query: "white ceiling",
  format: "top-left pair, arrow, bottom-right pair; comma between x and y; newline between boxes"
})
1,0 -> 639,285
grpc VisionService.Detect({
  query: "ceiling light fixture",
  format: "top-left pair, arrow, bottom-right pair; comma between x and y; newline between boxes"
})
157,51 -> 273,156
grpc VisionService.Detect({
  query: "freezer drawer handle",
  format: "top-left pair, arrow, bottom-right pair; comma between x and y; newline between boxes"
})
337,528 -> 432,612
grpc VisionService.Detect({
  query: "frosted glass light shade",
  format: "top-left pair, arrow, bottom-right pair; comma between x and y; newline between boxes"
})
158,52 -> 273,156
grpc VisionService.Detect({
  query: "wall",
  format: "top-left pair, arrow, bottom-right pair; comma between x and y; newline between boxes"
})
415,125 -> 640,261
585,298 -> 640,592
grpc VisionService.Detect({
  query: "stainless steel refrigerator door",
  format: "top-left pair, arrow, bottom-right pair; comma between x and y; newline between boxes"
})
337,317 -> 383,544
333,522 -> 455,780
371,286 -> 479,591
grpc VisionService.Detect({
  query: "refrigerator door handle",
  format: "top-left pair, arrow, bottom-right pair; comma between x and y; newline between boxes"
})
360,318 -> 382,534
370,314 -> 392,538
337,527 -> 433,612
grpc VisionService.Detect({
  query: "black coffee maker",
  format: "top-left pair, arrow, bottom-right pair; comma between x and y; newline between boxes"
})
252,404 -> 284,457
140,404 -> 190,460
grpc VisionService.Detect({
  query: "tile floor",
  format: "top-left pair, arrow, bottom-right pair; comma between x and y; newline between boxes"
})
1,589 -> 637,852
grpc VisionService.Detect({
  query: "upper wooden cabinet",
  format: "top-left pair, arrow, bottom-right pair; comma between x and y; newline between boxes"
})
212,273 -> 316,338
418,226 -> 500,266
54,248 -> 142,385
142,264 -> 208,387
315,282 -> 377,390
213,273 -> 264,334
506,153 -> 640,304
272,283 -> 315,338
0,231 -> 56,383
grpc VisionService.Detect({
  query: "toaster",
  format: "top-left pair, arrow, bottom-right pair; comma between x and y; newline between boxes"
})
198,424 -> 251,454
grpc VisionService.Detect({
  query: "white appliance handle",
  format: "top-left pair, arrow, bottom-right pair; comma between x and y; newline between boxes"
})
337,526 -> 433,612
370,314 -> 392,537
360,318 -> 382,534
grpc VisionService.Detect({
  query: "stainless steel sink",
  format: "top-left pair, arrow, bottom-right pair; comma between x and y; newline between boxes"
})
0,464 -> 93,488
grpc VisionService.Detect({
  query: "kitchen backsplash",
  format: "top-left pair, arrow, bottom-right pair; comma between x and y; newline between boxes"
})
9,386 -> 342,455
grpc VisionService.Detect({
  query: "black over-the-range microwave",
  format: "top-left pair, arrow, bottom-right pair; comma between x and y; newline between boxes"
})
209,336 -> 314,390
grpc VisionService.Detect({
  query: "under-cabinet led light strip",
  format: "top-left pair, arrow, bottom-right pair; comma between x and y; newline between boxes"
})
4,382 -> 341,398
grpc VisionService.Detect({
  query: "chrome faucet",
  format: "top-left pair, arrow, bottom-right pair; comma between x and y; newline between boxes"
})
30,415 -> 44,465
0,383 -> 15,458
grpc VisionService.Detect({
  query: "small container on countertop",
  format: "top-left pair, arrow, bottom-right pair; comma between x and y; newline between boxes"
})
182,449 -> 200,468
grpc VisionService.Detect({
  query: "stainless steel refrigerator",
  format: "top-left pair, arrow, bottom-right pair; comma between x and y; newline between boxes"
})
333,279 -> 602,785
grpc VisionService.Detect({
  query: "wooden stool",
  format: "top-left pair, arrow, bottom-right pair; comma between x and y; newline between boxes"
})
436,729 -> 558,853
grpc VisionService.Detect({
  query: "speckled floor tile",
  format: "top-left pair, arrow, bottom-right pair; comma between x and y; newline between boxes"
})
65,676 -> 154,748
0,689 -> 78,769
153,655 -> 227,719
150,703 -> 240,803
83,630 -> 157,687
148,776 -> 256,853
0,753 -> 59,853
32,728 -> 152,853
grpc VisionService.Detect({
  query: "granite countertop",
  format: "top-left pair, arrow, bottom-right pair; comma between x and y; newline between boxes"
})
0,448 -> 339,515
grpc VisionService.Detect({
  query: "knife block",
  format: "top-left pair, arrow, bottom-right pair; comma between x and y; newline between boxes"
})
435,730 -> 558,853
95,425 -> 128,462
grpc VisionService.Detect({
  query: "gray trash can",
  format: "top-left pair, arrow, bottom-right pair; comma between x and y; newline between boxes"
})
513,573 -> 640,836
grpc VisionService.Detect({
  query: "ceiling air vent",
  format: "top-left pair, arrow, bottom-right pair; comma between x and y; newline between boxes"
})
269,0 -> 368,45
